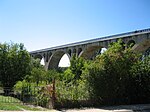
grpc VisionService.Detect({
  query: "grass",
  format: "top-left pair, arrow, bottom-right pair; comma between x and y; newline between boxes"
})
0,95 -> 21,103
0,95 -> 49,111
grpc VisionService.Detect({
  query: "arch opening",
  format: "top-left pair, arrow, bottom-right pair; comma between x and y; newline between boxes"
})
73,48 -> 76,55
101,47 -> 107,54
31,54 -> 44,65
68,49 -> 71,57
59,54 -> 70,67
127,40 -> 136,48
40,57 -> 45,65
48,51 -> 71,69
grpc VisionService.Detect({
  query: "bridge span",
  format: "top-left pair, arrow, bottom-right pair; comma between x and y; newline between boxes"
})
30,28 -> 150,70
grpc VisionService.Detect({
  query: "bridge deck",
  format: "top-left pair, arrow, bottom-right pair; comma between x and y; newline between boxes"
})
30,28 -> 150,54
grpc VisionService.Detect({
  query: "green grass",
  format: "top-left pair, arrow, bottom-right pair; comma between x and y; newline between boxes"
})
0,103 -> 21,111
0,95 -> 48,111
0,95 -> 21,103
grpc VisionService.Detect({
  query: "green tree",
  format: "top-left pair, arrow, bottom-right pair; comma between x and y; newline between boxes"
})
87,40 -> 140,105
31,67 -> 46,86
129,56 -> 150,103
70,55 -> 85,80
0,42 -> 31,94
45,69 -> 60,84
29,58 -> 46,86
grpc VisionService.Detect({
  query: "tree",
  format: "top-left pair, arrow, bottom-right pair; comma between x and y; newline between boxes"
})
87,40 -> 140,105
0,42 -> 31,94
46,69 -> 60,84
129,56 -> 150,103
31,67 -> 46,86
70,55 -> 85,80
28,58 -> 46,86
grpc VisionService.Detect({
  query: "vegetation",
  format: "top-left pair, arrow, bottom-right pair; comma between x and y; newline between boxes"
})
0,95 -> 48,111
55,40 -> 150,106
0,40 -> 149,109
0,42 -> 31,94
86,40 -> 138,104
129,56 -> 150,103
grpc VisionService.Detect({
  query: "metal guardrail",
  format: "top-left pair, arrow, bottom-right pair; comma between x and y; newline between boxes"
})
30,28 -> 150,54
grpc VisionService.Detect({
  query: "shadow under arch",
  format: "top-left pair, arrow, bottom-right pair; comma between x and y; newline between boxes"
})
32,54 -> 42,60
144,47 -> 150,56
132,39 -> 150,53
80,45 -> 103,60
48,51 -> 71,69
127,40 -> 136,48
78,48 -> 84,57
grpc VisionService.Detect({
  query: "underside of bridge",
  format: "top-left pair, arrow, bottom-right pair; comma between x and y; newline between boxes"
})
132,39 -> 150,53
80,46 -> 102,59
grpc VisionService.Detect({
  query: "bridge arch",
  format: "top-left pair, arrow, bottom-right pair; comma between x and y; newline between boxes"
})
48,50 -> 71,69
32,54 -> 42,60
30,28 -> 150,70
144,47 -> 150,56
127,40 -> 136,48
68,49 -> 72,57
31,54 -> 44,65
40,52 -> 52,67
78,48 -> 84,57
132,39 -> 150,53
80,45 -> 102,59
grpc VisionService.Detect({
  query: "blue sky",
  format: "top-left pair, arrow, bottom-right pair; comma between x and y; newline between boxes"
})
0,0 -> 150,52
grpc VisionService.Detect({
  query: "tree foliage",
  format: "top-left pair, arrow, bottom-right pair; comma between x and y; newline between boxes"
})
86,40 -> 150,105
0,42 -> 31,91
129,56 -> 150,103
69,55 -> 85,80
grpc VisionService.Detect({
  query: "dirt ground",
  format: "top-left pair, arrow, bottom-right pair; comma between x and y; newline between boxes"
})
60,104 -> 150,112
0,104 -> 150,112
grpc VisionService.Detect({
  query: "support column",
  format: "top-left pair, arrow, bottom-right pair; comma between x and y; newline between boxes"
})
43,52 -> 52,70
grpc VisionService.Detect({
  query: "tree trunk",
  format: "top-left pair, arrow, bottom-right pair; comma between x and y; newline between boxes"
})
52,78 -> 56,108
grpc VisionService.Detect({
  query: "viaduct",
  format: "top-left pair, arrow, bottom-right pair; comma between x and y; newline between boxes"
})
30,28 -> 150,70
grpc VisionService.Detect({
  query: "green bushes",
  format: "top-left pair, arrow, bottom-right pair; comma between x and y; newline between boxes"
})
86,40 -> 150,105
129,56 -> 150,103
4,40 -> 149,108
56,80 -> 89,101
55,56 -> 90,108
50,40 -> 150,107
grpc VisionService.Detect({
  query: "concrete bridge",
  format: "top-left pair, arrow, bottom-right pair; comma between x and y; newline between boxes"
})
30,28 -> 150,70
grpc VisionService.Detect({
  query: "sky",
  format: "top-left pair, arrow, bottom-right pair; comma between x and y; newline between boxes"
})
0,0 -> 150,66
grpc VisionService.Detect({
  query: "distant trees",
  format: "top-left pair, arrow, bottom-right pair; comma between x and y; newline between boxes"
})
0,42 -> 31,94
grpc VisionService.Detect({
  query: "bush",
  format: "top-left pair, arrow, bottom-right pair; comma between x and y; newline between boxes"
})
86,41 -> 150,105
129,56 -> 150,103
